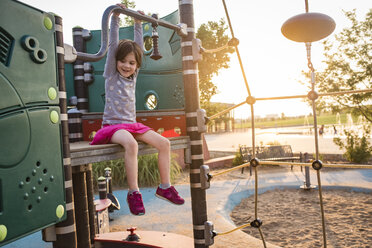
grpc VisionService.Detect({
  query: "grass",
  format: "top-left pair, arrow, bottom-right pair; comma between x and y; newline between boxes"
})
92,153 -> 182,190
235,113 -> 359,129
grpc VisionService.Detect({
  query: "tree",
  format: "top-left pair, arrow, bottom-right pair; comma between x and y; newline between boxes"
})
314,9 -> 372,122
119,0 -> 137,26
196,19 -> 234,111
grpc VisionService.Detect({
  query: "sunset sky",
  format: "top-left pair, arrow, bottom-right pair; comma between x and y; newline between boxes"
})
22,0 -> 370,117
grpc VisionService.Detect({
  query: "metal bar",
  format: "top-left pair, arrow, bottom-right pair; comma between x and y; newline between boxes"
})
179,1 -> 208,247
53,15 -> 78,248
76,5 -> 185,62
72,171 -> 91,248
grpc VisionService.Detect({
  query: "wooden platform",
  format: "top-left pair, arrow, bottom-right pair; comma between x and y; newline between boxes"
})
70,136 -> 190,166
94,231 -> 194,248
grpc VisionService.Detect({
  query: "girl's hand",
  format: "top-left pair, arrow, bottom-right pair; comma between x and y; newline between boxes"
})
114,3 -> 126,17
134,10 -> 145,24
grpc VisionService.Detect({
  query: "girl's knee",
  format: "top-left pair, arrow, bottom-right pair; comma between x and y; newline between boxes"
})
123,138 -> 138,152
159,137 -> 170,151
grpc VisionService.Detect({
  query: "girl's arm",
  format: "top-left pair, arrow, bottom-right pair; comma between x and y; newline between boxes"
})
103,14 -> 120,79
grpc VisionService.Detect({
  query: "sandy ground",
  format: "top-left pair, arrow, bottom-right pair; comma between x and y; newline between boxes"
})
231,188 -> 372,248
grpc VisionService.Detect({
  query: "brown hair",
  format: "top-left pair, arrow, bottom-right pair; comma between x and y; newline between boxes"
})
115,39 -> 143,68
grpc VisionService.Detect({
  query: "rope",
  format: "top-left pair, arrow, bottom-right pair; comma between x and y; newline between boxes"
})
210,160 -> 372,178
207,88 -> 372,121
221,0 -> 252,96
202,43 -> 229,54
258,161 -> 372,169
210,162 -> 251,177
258,227 -> 267,248
217,222 -> 251,236
316,170 -> 328,247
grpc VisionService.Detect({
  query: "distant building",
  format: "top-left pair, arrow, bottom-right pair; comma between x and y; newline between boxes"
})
207,102 -> 235,133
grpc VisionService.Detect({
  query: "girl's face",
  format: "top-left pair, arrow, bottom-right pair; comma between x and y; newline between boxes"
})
116,52 -> 137,78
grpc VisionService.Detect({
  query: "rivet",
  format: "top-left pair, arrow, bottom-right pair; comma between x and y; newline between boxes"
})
48,87 -> 57,100
0,225 -> 7,242
50,110 -> 59,124
24,193 -> 29,200
56,205 -> 65,219
44,16 -> 53,30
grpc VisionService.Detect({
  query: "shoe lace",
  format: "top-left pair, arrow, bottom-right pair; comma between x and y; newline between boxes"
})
130,193 -> 144,207
169,187 -> 180,198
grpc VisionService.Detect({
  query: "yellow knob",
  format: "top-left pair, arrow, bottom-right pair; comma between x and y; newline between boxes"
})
0,225 -> 7,242
56,205 -> 65,219
44,16 -> 53,30
48,87 -> 57,100
50,110 -> 59,124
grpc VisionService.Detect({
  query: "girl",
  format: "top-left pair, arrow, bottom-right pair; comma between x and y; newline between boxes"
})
91,4 -> 184,216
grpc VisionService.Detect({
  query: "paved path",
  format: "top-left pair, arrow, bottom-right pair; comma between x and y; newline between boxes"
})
205,127 -> 372,154
5,168 -> 371,248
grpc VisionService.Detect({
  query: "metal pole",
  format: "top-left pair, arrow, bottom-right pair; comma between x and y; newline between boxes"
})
179,1 -> 208,247
53,15 -> 78,248
73,27 -> 89,113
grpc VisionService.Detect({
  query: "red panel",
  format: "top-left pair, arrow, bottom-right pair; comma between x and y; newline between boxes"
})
81,114 -> 187,141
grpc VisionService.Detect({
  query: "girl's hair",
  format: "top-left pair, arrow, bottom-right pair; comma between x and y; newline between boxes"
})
115,39 -> 143,68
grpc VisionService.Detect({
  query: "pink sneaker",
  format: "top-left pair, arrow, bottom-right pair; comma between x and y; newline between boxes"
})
155,186 -> 185,205
127,191 -> 145,216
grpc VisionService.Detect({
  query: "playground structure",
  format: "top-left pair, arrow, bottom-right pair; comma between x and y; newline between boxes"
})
1,0 -> 372,248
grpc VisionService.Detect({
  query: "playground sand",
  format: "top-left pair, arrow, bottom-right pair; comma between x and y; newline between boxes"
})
231,188 -> 372,248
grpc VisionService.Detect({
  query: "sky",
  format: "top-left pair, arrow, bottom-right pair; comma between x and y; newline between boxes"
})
21,0 -> 370,118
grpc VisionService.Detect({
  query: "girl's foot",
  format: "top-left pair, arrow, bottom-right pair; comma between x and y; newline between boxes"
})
127,191 -> 145,215
155,186 -> 185,205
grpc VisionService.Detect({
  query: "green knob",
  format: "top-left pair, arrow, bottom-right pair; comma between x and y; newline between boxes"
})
48,87 -> 57,100
56,205 -> 65,219
50,111 -> 59,124
0,225 -> 7,242
44,16 -> 53,30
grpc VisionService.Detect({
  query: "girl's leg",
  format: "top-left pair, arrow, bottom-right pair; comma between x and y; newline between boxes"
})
111,129 -> 139,191
136,130 -> 171,185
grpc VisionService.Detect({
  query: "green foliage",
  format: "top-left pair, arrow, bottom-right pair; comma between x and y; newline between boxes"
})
92,154 -> 182,189
333,124 -> 372,163
307,9 -> 372,122
232,150 -> 244,166
119,0 -> 137,26
197,19 -> 234,109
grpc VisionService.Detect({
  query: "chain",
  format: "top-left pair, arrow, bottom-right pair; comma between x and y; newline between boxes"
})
306,42 -> 315,72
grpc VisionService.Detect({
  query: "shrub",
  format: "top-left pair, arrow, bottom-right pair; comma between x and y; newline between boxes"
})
333,124 -> 372,163
232,150 -> 244,166
92,153 -> 182,189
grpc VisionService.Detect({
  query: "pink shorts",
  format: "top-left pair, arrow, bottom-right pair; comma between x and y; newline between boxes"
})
90,122 -> 152,145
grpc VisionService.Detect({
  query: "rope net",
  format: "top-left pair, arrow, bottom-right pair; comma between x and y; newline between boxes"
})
204,0 -> 371,247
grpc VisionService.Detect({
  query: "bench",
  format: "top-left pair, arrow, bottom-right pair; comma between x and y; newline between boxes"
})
70,136 -> 190,167
239,145 -> 302,174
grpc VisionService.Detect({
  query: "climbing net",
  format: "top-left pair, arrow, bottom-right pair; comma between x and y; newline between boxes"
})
200,0 -> 372,247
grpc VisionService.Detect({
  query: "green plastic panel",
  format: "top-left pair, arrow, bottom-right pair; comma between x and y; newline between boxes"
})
0,1 -> 66,246
65,10 -> 184,112
0,0 -> 59,114
0,107 -> 66,246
